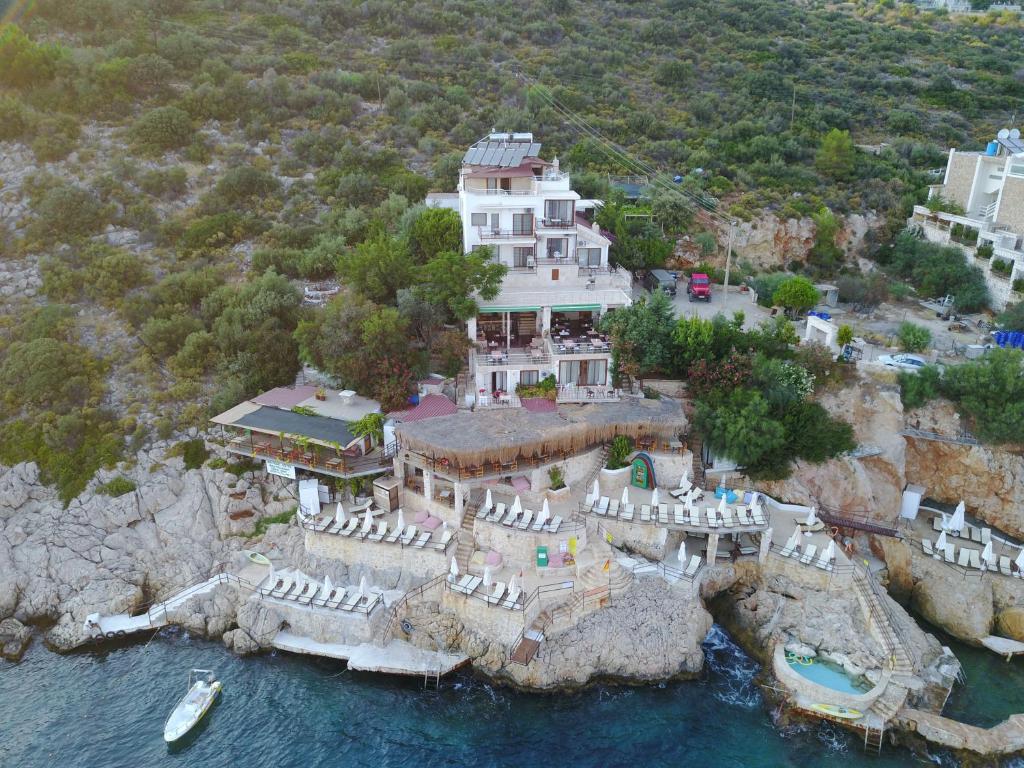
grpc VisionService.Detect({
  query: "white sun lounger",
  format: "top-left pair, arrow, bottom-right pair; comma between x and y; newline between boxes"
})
688,507 -> 700,527
968,549 -> 982,569
340,591 -> 362,611
799,544 -> 818,565
545,515 -> 562,533
412,531 -> 430,548
400,525 -> 417,545
268,577 -> 292,599
969,526 -> 982,544
982,528 -> 992,545
944,545 -> 955,564
815,549 -> 833,571
721,508 -> 735,527
658,504 -> 669,524
339,517 -> 360,537
289,582 -> 312,603
361,592 -> 382,612
706,509 -> 718,528
585,491 -> 596,507
932,516 -> 944,533
640,504 -> 652,522
434,529 -> 454,549
326,588 -> 347,610
297,584 -> 319,606
1000,556 -> 1013,577
751,507 -> 767,527
502,507 -> 519,526
313,515 -> 332,532
502,584 -> 522,609
669,487 -> 688,500
673,504 -> 686,525
608,499 -> 619,518
957,548 -> 971,568
922,539 -> 933,556
463,576 -> 483,595
517,510 -> 534,530
326,518 -> 347,535
385,524 -> 403,544
684,554 -> 702,578
312,587 -> 336,608
595,497 -> 610,516
531,514 -> 548,532
620,504 -> 634,521
485,581 -> 506,605
367,521 -> 387,542
451,574 -> 472,593
486,503 -> 505,523
780,539 -> 798,558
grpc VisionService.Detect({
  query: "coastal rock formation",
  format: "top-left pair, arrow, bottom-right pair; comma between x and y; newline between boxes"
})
223,601 -> 286,656
0,618 -> 32,661
725,211 -> 877,271
0,447 -> 297,652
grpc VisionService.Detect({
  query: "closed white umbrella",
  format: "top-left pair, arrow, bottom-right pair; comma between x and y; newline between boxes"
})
621,486 -> 630,505
982,541 -> 995,569
717,495 -> 727,514
542,498 -> 550,519
651,487 -> 660,507
449,557 -> 459,581
821,539 -> 836,564
485,488 -> 493,510
507,574 -> 517,595
592,478 -> 600,500
334,502 -> 346,525
323,574 -> 333,595
1015,548 -> 1024,574
266,563 -> 275,588
483,566 -> 492,587
442,520 -> 449,534
786,529 -> 801,550
948,502 -> 966,533
359,575 -> 367,597
511,496 -> 522,516
763,527 -> 773,549
678,470 -> 689,488
804,507 -> 817,527
936,530 -> 947,556
361,512 -> 372,533
678,538 -> 686,565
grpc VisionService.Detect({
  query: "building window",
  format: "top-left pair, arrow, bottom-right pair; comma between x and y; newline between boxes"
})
486,178 -> 498,191
545,200 -> 574,223
513,213 -> 533,235
547,238 -> 568,259
520,370 -> 539,385
1009,163 -> 1024,178
513,247 -> 534,267
578,247 -> 601,266
559,360 -> 606,386
471,213 -> 487,226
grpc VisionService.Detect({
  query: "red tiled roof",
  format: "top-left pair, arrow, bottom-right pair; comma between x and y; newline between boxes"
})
389,393 -> 458,422
521,397 -> 557,413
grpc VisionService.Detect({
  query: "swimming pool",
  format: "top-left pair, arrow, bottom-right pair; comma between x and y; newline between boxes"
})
786,656 -> 872,695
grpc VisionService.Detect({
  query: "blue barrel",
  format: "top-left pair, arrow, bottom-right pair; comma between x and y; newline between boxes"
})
986,141 -> 999,156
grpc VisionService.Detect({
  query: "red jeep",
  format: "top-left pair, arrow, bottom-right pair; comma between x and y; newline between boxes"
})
687,273 -> 712,302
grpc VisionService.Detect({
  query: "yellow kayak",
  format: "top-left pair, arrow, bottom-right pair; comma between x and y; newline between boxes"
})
810,703 -> 863,720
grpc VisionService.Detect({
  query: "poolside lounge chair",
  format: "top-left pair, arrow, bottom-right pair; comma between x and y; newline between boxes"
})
922,539 -> 933,556
502,583 -> 522,609
780,539 -> 798,558
620,504 -> 634,522
751,507 -> 767,527
943,545 -> 955,564
639,504 -> 652,522
658,504 -> 669,524
400,525 -> 417,545
267,577 -> 290,598
485,582 -> 506,605
339,517 -> 360,537
957,548 -> 971,568
688,507 -> 700,527
361,592 -> 382,612
486,503 -> 505,524
669,487 -> 688,500
326,518 -> 346,535
502,506 -> 519,526
706,509 -> 718,528
799,544 -> 817,565
340,591 -> 362,611
544,515 -> 562,533
815,549 -> 833,571
463,576 -> 483,596
721,508 -> 735,528
673,504 -> 686,525
684,555 -> 702,578
531,512 -> 548,532
1000,556 -> 1013,577
367,521 -> 387,542
326,588 -> 347,610
297,584 -> 319,606
608,499 -> 620,518
450,575 -> 472,594
969,526 -> 982,544
932,516 -> 944,533
385,524 -> 403,544
517,510 -> 534,530
436,529 -> 454,549
595,497 -> 610,516
313,515 -> 333,533
412,531 -> 430,548
968,549 -> 982,569
290,581 -> 312,603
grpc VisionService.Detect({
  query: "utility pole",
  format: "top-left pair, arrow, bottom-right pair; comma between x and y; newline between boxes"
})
721,221 -> 736,307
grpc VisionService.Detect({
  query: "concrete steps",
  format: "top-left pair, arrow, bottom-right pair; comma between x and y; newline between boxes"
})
455,503 -> 478,571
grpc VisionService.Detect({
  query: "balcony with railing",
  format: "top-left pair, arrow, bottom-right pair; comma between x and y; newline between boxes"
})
556,385 -> 621,403
472,345 -> 550,368
537,218 -> 576,229
477,226 -> 536,241
545,336 -> 612,358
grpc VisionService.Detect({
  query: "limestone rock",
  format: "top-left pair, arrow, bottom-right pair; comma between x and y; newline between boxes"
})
995,607 -> 1024,643
912,569 -> 993,642
0,618 -> 32,660
226,599 -> 285,655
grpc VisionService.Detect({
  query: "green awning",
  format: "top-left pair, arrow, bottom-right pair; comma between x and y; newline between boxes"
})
478,306 -> 541,313
552,304 -> 601,312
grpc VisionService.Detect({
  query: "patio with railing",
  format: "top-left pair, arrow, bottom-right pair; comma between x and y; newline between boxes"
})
227,435 -> 392,477
556,385 -> 620,403
473,344 -> 550,367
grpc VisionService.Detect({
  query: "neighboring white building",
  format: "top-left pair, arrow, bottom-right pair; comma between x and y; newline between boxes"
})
428,132 -> 633,408
910,129 -> 1024,310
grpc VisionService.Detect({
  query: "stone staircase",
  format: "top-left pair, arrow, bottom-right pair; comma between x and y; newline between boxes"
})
689,434 -> 706,488
581,444 -> 610,496
454,502 -> 478,571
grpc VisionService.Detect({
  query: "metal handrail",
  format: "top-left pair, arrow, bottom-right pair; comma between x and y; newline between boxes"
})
381,573 -> 446,644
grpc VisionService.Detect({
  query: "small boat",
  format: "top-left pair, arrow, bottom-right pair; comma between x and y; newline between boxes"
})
163,669 -> 222,743
810,703 -> 863,720
246,551 -> 271,567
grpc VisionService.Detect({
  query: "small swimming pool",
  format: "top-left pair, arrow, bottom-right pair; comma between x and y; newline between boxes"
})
786,656 -> 872,695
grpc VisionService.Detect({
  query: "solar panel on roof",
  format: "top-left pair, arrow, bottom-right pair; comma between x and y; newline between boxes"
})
462,137 -> 543,167
998,136 -> 1024,154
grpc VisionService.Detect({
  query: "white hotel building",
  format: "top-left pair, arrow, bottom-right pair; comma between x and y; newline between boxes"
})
428,133 -> 634,408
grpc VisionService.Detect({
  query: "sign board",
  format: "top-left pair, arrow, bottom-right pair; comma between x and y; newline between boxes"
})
265,459 -> 296,480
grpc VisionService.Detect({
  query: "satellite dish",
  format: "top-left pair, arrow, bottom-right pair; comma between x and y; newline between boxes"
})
1011,128 -> 1021,140
998,128 -> 1010,139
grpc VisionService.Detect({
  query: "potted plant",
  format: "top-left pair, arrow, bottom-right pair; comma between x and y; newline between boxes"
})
601,435 -> 634,480
546,465 -> 570,501
315,386 -> 327,401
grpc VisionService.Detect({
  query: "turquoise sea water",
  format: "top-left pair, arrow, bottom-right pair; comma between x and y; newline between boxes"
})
3,625 -> 1003,768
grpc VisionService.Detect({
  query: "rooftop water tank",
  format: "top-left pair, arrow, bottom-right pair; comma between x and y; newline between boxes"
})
986,141 -> 999,156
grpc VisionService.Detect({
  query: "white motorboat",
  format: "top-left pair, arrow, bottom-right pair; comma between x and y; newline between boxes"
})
163,669 -> 222,743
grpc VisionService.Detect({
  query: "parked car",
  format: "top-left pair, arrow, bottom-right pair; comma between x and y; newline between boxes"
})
644,269 -> 677,296
686,273 -> 712,302
877,353 -> 927,370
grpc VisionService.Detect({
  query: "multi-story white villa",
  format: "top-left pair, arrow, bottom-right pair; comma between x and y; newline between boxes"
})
910,129 -> 1024,309
429,133 -> 634,407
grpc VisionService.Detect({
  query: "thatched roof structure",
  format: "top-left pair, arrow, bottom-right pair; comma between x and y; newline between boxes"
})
395,397 -> 686,467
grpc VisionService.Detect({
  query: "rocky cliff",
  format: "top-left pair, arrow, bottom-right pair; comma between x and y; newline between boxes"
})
727,211 -> 878,271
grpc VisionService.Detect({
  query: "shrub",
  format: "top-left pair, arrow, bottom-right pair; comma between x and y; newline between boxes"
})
991,258 -> 1013,276
749,273 -> 790,307
201,166 -> 281,213
206,457 -> 228,470
517,373 -> 557,400
28,184 -> 111,243
169,438 -> 209,470
178,212 -> 248,256
837,324 -> 854,347
548,465 -> 566,491
0,95 -> 30,141
248,509 -> 295,539
772,276 -> 820,313
898,365 -> 941,410
975,243 -> 994,259
130,107 -> 195,154
889,231 -> 988,312
898,321 -> 932,352
138,166 -> 189,198
1013,280 -> 1024,296
0,25 -> 63,89
941,349 -> 1024,444
97,476 -> 136,497
606,435 -> 633,470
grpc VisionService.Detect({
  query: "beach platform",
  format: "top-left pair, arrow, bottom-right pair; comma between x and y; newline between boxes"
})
273,632 -> 469,678
980,635 -> 1024,660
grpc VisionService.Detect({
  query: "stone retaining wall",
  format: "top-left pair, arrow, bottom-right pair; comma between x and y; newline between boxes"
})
304,530 -> 449,582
